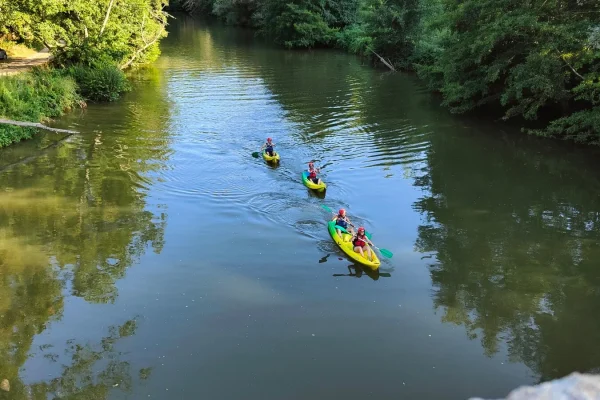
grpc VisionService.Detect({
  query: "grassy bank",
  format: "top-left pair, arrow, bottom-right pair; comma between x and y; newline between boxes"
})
0,64 -> 129,148
0,68 -> 80,147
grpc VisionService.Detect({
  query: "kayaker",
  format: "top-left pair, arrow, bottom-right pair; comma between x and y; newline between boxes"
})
353,227 -> 374,261
332,208 -> 353,239
261,137 -> 276,156
308,162 -> 322,185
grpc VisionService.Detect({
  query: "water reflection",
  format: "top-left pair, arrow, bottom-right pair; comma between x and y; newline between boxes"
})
0,236 -> 63,399
0,66 -> 171,395
3,319 -> 148,399
413,129 -> 600,381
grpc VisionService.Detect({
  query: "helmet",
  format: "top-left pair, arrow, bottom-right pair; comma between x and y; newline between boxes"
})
358,226 -> 365,233
267,137 -> 272,142
339,209 -> 346,215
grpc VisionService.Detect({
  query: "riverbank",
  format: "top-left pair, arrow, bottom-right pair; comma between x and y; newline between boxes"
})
0,68 -> 81,147
0,63 -> 131,148
0,0 -> 169,148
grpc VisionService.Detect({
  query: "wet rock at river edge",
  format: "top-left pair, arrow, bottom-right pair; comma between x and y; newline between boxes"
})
470,373 -> 600,400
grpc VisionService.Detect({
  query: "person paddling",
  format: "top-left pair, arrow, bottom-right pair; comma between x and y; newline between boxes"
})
332,208 -> 353,239
353,227 -> 374,261
261,137 -> 276,156
307,162 -> 323,185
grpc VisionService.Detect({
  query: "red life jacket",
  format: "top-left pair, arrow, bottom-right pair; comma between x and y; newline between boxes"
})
309,170 -> 317,178
353,234 -> 366,247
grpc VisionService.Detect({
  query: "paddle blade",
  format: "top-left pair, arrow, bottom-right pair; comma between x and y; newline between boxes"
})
321,205 -> 333,214
378,248 -> 393,258
365,231 -> 372,240
252,152 -> 260,158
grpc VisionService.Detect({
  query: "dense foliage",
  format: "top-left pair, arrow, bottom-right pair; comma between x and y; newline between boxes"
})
0,0 -> 169,69
184,0 -> 600,143
415,0 -> 600,143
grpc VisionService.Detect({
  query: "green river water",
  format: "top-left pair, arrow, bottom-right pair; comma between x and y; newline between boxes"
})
1,13 -> 600,400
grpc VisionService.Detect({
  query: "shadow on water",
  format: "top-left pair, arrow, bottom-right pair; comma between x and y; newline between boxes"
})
307,188 -> 326,199
264,160 -> 280,169
319,253 -> 391,281
332,265 -> 391,281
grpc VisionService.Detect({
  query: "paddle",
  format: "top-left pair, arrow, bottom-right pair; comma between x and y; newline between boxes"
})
333,224 -> 393,259
321,205 -> 372,239
371,244 -> 393,259
252,151 -> 260,158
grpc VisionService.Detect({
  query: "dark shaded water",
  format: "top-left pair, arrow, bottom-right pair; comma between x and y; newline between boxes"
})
1,14 -> 600,400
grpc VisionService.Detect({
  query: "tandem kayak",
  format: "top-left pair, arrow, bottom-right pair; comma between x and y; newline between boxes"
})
302,171 -> 327,191
327,220 -> 380,269
262,150 -> 280,163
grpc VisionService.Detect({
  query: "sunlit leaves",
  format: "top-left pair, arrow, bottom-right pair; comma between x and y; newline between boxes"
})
3,0 -> 168,68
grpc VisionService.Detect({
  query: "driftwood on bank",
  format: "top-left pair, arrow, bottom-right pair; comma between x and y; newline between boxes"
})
0,118 -> 78,134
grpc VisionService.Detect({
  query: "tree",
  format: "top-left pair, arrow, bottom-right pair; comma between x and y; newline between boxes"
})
416,0 -> 600,142
2,0 -> 169,68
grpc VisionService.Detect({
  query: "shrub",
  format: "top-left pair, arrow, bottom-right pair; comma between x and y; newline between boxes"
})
66,63 -> 130,102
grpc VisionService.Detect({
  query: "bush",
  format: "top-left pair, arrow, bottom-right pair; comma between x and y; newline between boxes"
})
66,63 -> 130,102
0,67 -> 81,147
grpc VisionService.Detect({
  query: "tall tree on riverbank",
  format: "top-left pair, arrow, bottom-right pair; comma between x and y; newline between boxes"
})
1,0 -> 169,69
415,0 -> 600,142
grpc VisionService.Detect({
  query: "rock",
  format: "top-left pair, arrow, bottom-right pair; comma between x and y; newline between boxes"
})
0,379 -> 9,392
470,373 -> 600,400
0,49 -> 7,60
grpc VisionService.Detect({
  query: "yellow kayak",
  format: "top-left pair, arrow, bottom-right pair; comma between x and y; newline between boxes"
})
328,220 -> 380,269
302,171 -> 326,191
263,150 -> 280,163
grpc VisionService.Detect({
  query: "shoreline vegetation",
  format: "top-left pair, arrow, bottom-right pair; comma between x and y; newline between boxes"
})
0,0 -> 169,148
175,0 -> 599,145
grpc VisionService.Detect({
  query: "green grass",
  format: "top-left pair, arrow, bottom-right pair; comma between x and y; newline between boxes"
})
0,67 -> 81,148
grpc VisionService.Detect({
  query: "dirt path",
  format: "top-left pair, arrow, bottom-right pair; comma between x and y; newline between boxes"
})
0,49 -> 52,76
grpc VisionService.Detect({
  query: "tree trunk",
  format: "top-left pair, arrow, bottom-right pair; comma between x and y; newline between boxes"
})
99,0 -> 116,37
0,118 -> 79,134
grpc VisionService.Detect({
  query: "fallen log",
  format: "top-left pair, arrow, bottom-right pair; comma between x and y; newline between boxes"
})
0,118 -> 78,134
370,49 -> 396,72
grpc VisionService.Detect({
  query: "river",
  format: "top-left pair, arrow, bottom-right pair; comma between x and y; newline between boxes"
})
1,13 -> 600,400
